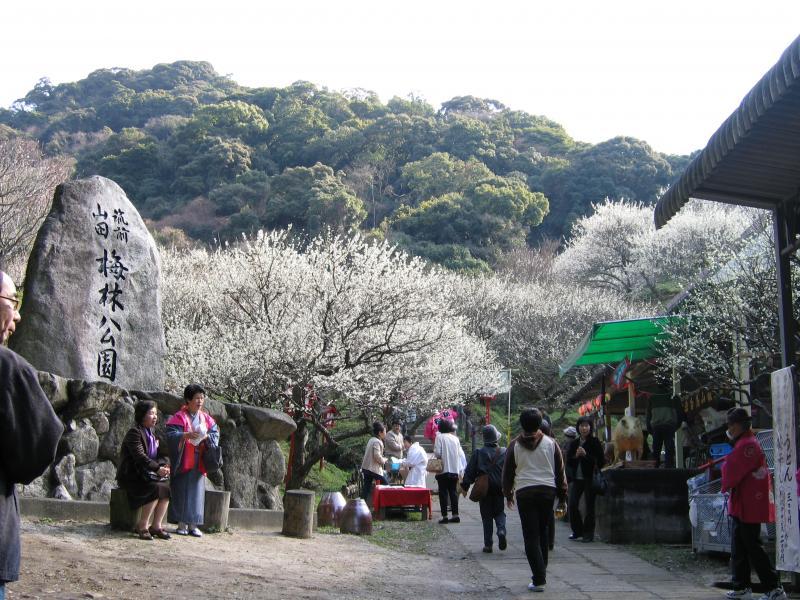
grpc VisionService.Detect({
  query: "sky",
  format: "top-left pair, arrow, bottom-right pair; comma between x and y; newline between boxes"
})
1,0 -> 798,155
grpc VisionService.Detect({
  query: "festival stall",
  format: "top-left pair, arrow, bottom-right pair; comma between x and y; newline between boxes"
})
559,316 -> 696,543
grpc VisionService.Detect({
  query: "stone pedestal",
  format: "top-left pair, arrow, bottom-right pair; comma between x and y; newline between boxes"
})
595,468 -> 697,544
203,489 -> 231,532
109,488 -> 141,531
282,490 -> 315,538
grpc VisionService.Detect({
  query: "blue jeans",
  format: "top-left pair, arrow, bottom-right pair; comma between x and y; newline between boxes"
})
479,494 -> 506,547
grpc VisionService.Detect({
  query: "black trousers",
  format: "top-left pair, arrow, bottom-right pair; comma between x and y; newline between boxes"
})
569,478 -> 596,538
517,494 -> 553,586
730,517 -> 779,590
435,473 -> 460,517
479,494 -> 506,547
651,424 -> 677,468
361,469 -> 388,502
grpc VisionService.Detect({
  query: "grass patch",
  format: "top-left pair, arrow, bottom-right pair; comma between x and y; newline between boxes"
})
625,544 -> 729,585
318,512 -> 447,555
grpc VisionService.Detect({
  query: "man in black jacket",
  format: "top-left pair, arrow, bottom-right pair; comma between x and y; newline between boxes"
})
0,271 -> 63,598
461,425 -> 507,553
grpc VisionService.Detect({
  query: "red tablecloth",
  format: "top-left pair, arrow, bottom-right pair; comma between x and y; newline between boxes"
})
372,486 -> 432,519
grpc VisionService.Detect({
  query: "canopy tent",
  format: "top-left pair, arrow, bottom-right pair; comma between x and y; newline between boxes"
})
558,316 -> 675,377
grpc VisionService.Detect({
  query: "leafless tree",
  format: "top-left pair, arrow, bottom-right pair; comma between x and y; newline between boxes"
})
0,138 -> 73,279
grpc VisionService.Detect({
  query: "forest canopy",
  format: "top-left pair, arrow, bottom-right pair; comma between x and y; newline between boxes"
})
0,61 -> 692,272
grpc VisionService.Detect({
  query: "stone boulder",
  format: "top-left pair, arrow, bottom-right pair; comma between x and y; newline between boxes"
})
10,176 -> 166,390
54,454 -> 78,498
220,422 -> 261,509
241,405 -> 296,441
76,461 -> 117,501
59,419 -> 99,466
37,371 -> 70,412
98,399 -> 135,464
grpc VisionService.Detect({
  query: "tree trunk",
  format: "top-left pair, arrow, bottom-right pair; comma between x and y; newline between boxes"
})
286,418 -> 308,489
282,489 -> 315,538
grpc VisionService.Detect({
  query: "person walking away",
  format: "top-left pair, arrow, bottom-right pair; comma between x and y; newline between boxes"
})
434,419 -> 463,523
0,270 -> 64,599
461,425 -> 507,553
646,394 -> 686,468
566,415 -> 604,542
722,408 -> 786,600
166,384 -> 220,537
502,408 -> 567,593
401,435 -> 428,488
361,422 -> 388,504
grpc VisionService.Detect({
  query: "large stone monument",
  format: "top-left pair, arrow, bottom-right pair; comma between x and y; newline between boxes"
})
11,176 -> 166,390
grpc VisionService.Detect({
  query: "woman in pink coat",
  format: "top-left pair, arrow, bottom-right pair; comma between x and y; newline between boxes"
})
720,408 -> 785,600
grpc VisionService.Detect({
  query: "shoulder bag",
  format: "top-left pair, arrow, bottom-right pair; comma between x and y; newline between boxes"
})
592,466 -> 608,496
469,447 -> 500,502
426,457 -> 443,473
203,441 -> 224,473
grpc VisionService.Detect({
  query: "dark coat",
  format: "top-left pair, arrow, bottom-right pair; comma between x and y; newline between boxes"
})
0,347 -> 63,582
461,443 -> 506,496
116,426 -> 170,509
566,435 -> 605,480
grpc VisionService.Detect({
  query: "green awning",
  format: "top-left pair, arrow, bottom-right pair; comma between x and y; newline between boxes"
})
558,316 -> 675,377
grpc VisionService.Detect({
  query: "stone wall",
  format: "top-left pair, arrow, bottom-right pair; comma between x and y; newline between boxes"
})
18,372 -> 296,510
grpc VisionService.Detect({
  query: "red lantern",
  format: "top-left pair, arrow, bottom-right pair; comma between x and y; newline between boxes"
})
594,395 -> 602,408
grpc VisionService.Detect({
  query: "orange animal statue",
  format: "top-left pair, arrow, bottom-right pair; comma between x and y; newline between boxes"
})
611,416 -> 644,464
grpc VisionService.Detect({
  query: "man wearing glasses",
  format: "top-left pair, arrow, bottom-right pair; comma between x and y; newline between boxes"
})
0,270 -> 63,600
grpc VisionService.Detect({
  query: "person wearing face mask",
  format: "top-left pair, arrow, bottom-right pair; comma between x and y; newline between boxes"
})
166,384 -> 220,537
721,408 -> 785,600
0,270 -> 64,599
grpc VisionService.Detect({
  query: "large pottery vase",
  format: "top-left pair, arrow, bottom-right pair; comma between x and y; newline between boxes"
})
317,491 -> 347,527
339,498 -> 372,535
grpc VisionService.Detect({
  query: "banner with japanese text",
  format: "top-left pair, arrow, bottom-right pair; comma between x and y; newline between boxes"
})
771,366 -> 800,572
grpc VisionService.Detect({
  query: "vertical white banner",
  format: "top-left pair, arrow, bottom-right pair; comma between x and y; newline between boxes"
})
771,366 -> 800,572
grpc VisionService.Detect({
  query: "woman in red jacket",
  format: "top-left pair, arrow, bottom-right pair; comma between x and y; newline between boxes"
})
721,408 -> 785,600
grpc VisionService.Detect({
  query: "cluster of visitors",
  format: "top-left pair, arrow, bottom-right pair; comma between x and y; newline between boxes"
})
116,384 -> 220,541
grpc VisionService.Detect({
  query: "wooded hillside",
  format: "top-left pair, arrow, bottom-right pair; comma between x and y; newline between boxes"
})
0,61 -> 691,271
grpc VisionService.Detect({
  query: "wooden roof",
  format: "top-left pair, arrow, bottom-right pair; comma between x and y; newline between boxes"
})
654,35 -> 800,228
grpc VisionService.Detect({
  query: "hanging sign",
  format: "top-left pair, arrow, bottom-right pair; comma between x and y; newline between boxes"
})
771,366 -> 800,572
612,358 -> 630,390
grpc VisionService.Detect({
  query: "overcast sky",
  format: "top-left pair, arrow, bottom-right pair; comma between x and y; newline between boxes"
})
2,0 -> 798,155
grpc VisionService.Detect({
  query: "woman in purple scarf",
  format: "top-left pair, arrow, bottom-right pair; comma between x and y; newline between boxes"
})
116,400 -> 172,540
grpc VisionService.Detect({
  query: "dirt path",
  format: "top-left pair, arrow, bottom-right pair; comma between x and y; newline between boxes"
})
9,519 -> 507,600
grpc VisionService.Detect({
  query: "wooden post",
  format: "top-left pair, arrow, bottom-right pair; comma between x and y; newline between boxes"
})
282,490 -> 315,538
203,489 -> 231,532
110,488 -> 142,531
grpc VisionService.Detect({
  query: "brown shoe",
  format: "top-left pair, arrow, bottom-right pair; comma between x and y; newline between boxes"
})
136,529 -> 153,541
149,527 -> 172,540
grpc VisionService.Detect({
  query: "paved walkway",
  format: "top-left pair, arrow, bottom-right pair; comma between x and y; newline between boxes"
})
425,470 -> 724,599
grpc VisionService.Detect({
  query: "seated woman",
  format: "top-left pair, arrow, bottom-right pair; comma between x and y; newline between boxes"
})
116,400 -> 171,540
166,384 -> 220,537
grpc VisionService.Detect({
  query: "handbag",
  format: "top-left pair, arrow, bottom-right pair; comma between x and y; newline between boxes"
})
469,447 -> 500,502
426,458 -> 443,473
592,468 -> 608,496
145,470 -> 169,483
203,441 -> 223,473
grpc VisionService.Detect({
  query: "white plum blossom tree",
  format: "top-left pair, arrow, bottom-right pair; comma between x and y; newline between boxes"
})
450,273 -> 653,409
161,229 -> 500,488
555,199 -> 754,300
657,211 -> 798,395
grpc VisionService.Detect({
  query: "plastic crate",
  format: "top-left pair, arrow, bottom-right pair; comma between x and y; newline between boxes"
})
756,429 -> 773,469
691,492 -> 731,553
709,443 -> 732,459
